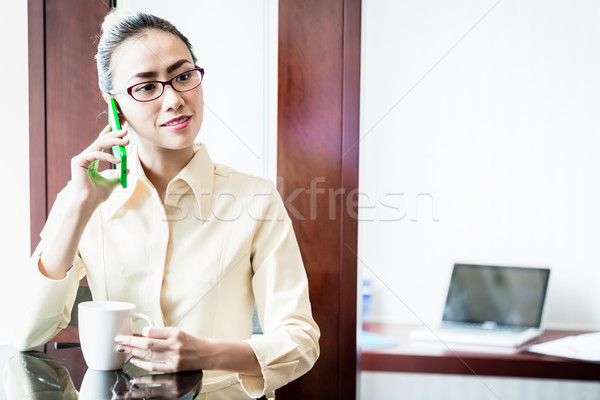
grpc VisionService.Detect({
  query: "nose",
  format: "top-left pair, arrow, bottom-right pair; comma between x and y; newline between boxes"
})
161,84 -> 185,111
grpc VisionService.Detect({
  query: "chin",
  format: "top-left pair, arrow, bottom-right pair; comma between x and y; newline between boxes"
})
166,136 -> 199,151
160,128 -> 200,147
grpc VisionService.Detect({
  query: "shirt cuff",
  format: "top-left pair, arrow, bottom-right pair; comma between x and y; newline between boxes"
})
11,253 -> 81,350
237,334 -> 300,398
22,251 -> 81,320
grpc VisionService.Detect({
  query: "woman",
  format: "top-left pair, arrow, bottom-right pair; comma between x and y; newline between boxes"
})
14,9 -> 319,398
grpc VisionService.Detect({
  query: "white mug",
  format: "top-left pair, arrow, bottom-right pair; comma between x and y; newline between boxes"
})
78,301 -> 153,370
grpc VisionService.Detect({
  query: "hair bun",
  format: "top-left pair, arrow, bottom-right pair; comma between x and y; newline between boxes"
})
101,9 -> 137,33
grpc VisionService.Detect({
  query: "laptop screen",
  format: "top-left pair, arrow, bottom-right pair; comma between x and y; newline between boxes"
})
442,264 -> 550,328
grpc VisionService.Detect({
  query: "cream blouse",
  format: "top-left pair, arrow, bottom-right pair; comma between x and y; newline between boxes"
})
13,143 -> 320,398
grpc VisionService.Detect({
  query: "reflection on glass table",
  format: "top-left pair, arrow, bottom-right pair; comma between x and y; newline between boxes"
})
3,351 -> 203,399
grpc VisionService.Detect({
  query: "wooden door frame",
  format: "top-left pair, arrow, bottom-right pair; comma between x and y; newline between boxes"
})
28,0 -> 47,252
276,1 -> 361,398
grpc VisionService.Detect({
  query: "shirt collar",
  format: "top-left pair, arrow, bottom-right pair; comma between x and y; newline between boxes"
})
101,143 -> 214,223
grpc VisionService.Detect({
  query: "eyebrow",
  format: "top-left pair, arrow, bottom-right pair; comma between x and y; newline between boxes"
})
128,59 -> 192,81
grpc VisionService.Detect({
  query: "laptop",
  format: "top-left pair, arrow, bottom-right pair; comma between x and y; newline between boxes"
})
410,263 -> 551,349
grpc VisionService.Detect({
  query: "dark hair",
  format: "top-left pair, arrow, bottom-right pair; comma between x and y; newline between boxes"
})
95,9 -> 198,94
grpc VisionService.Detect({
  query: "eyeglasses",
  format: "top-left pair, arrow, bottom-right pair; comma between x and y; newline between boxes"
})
108,67 -> 205,102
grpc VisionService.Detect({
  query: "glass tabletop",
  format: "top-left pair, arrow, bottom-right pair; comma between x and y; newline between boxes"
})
0,344 -> 260,399
2,348 -> 202,399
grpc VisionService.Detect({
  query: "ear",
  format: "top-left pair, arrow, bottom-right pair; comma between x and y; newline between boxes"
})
103,94 -> 126,122
114,102 -> 125,120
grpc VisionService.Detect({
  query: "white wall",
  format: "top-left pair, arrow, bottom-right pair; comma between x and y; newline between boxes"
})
117,0 -> 278,182
0,0 -> 29,343
359,0 -> 600,330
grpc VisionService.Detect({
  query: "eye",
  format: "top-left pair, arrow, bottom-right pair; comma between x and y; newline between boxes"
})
133,82 -> 158,93
175,72 -> 192,82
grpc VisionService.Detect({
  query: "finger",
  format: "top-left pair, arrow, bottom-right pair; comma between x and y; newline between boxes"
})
71,151 -> 121,171
127,346 -> 169,362
129,357 -> 172,373
115,334 -> 168,351
96,135 -> 129,147
87,131 -> 129,153
130,375 -> 177,386
129,387 -> 180,399
128,386 -> 177,399
73,151 -> 120,170
97,124 -> 111,138
82,125 -> 112,153
105,128 -> 129,138
99,124 -> 128,138
130,375 -> 163,385
87,126 -> 127,146
142,326 -> 179,339
127,387 -> 155,399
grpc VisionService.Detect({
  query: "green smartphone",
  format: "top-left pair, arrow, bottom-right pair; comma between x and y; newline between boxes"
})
108,98 -> 127,188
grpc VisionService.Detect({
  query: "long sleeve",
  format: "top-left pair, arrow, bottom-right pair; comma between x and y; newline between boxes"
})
12,184 -> 86,351
238,181 -> 320,397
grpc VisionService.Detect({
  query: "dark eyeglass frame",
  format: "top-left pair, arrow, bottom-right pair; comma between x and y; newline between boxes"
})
108,67 -> 205,102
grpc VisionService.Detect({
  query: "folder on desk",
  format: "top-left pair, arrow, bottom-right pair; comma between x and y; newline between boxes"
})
528,332 -> 600,362
410,263 -> 551,349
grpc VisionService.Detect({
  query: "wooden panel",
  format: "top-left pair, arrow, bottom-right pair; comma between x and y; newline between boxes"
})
28,0 -> 47,251
277,0 -> 361,398
340,0 -> 362,398
45,0 -> 109,212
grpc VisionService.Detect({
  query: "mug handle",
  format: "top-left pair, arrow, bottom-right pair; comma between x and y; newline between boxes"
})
123,313 -> 155,364
133,312 -> 154,328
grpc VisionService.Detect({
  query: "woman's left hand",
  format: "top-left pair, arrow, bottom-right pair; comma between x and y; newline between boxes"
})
116,326 -> 213,372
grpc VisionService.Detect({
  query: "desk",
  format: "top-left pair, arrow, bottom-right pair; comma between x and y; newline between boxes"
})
0,343 -> 255,399
362,323 -> 600,381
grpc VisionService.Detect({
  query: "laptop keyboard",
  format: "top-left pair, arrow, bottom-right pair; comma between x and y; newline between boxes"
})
442,322 -> 531,334
409,324 -> 541,347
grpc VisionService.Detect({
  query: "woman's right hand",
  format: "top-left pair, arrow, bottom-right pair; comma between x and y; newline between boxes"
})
70,125 -> 130,208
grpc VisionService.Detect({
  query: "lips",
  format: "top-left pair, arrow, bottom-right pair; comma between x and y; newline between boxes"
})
162,115 -> 191,126
161,115 -> 192,130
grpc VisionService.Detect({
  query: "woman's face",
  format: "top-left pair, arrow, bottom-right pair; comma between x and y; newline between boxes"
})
109,29 -> 203,153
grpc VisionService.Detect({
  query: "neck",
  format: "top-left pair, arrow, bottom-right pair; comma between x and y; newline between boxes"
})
138,143 -> 196,201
